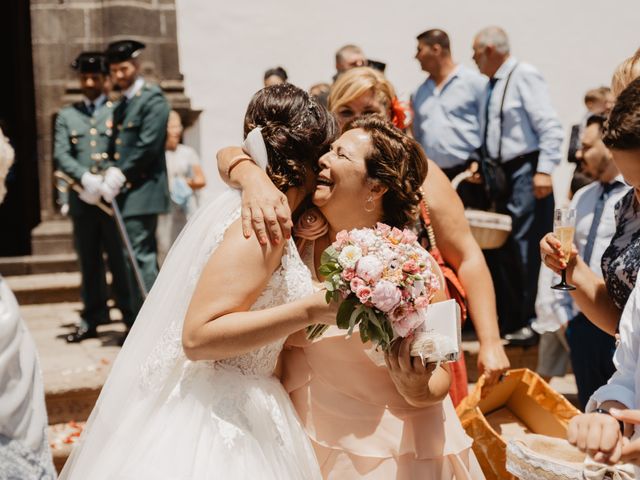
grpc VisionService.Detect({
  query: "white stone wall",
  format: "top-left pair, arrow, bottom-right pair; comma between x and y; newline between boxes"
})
175,0 -> 639,199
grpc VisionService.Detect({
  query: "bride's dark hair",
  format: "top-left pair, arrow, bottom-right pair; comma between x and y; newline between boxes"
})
244,83 -> 337,191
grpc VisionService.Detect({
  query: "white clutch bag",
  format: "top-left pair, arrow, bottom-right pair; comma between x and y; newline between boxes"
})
365,299 -> 461,366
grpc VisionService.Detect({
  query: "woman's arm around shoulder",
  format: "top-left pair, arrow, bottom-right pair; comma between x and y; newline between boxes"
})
182,219 -> 329,361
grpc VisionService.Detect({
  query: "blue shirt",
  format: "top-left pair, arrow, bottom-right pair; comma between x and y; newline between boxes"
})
480,57 -> 564,175
412,65 -> 486,169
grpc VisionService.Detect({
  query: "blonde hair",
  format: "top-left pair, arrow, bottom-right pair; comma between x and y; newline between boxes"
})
612,49 -> 640,98
328,67 -> 395,116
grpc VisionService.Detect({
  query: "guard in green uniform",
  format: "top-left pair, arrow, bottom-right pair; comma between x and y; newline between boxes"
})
54,52 -> 135,342
104,40 -> 170,330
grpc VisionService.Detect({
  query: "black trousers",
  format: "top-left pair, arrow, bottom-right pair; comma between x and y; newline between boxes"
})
566,312 -> 616,409
72,209 -> 134,328
485,153 -> 554,334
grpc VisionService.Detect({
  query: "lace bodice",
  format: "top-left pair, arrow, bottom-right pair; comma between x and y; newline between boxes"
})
214,237 -> 314,375
140,208 -> 314,390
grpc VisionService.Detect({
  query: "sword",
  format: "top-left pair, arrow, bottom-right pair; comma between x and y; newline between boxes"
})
54,170 -> 148,300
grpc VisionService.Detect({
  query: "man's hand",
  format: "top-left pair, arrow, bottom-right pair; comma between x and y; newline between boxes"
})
80,172 -> 103,195
568,411 -> 624,464
477,340 -> 510,386
240,169 -> 292,245
104,167 -> 126,189
533,172 -> 553,199
78,188 -> 101,205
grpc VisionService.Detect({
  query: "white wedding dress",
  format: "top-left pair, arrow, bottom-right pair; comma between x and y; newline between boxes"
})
60,131 -> 323,479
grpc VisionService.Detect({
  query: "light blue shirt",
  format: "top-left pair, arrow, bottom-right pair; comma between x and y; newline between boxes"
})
534,176 -> 629,333
480,57 -> 564,175
412,65 -> 486,169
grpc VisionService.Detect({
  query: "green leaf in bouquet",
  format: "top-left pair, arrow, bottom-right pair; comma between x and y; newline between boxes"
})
336,298 -> 356,330
320,245 -> 339,266
325,290 -> 333,304
347,305 -> 364,338
359,322 -> 370,343
318,264 -> 338,277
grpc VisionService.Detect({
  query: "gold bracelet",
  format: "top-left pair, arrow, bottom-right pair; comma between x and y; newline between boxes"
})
226,155 -> 257,179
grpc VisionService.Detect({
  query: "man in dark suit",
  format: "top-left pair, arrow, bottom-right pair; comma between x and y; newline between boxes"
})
104,40 -> 171,330
54,52 -> 134,342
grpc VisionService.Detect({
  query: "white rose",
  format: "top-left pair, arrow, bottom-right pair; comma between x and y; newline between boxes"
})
338,245 -> 362,269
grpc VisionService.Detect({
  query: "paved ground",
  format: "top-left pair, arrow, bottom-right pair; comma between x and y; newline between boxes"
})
22,302 -> 124,394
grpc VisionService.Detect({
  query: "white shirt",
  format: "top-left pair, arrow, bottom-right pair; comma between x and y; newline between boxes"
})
533,176 -> 629,333
123,76 -> 145,100
479,57 -> 564,175
587,280 -> 640,478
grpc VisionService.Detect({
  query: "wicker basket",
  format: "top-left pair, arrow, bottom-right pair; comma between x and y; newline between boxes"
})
450,171 -> 513,250
465,209 -> 512,250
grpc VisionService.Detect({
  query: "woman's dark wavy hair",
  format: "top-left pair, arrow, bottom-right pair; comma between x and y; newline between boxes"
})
244,83 -> 338,191
604,76 -> 640,150
345,115 -> 428,228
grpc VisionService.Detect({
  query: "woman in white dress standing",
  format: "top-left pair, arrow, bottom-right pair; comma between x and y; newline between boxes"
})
157,110 -> 206,263
59,84 -> 337,479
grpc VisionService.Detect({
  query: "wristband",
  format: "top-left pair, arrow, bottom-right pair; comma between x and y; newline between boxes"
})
594,408 -> 625,433
226,155 -> 256,179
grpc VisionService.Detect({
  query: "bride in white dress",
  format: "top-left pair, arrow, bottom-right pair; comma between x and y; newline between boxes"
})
59,84 -> 338,479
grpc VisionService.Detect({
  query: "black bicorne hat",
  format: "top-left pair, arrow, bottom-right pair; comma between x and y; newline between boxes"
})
71,51 -> 109,74
105,40 -> 146,64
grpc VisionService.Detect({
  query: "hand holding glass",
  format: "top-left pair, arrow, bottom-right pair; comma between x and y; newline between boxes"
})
551,208 -> 576,291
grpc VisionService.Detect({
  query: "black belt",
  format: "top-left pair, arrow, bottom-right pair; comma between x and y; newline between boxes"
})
501,150 -> 539,176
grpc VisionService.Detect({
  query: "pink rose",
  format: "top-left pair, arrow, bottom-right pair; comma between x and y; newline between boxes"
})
414,296 -> 429,309
402,229 -> 418,244
294,208 -> 329,241
391,307 -> 426,337
356,286 -> 372,302
389,227 -> 404,244
370,280 -> 401,313
356,255 -> 384,283
402,260 -> 420,274
376,222 -> 391,236
341,268 -> 356,281
333,230 -> 350,249
350,277 -> 366,293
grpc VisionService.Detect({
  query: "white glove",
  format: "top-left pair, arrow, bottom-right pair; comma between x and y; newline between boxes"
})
81,172 -> 103,195
104,167 -> 126,190
100,181 -> 121,203
78,188 -> 101,205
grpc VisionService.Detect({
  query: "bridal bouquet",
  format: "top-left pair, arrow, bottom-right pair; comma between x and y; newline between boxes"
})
308,223 -> 457,362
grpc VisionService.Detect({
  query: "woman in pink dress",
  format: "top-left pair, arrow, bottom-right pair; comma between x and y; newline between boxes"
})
218,115 -> 484,478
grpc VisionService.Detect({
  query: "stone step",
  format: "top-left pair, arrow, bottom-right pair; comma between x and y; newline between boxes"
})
0,253 -> 78,276
5,272 -> 81,304
49,421 -> 84,473
20,302 -> 123,424
32,219 -> 74,255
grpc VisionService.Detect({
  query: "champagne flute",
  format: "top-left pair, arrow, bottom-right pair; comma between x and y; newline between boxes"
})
551,208 -> 577,291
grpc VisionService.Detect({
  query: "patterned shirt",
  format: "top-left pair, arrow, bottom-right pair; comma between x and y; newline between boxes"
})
601,188 -> 640,310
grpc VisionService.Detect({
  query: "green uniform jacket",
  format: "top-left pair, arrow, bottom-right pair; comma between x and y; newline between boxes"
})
54,100 -> 115,216
111,82 -> 170,218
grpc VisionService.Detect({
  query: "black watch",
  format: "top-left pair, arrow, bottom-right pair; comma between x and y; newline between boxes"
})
594,407 -> 625,433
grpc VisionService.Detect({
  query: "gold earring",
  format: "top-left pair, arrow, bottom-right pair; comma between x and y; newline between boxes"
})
364,195 -> 375,213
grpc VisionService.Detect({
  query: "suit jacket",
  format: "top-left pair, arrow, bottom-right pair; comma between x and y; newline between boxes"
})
54,99 -> 115,216
110,82 -> 170,218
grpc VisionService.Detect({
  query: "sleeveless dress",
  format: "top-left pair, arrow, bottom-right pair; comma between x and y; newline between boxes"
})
281,242 -> 485,479
61,210 -> 322,479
